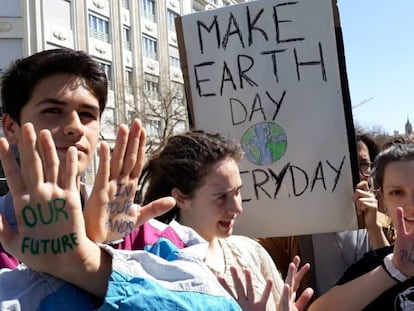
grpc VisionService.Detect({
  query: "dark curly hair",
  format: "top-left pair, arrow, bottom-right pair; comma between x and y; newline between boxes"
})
137,130 -> 244,224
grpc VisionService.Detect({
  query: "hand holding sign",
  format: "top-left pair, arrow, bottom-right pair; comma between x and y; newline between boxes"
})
84,119 -> 175,243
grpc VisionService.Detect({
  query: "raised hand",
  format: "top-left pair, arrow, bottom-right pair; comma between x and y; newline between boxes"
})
392,207 -> 414,277
278,256 -> 314,311
354,181 -> 391,249
0,124 -> 109,297
219,257 -> 313,311
218,266 -> 273,311
0,124 -> 84,268
0,123 -> 95,272
83,119 -> 175,243
354,181 -> 379,229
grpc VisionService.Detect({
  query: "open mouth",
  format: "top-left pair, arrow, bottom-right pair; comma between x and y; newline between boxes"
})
74,144 -> 88,153
219,219 -> 234,229
404,217 -> 414,223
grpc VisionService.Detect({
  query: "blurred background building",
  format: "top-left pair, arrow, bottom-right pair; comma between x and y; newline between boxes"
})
0,0 -> 248,185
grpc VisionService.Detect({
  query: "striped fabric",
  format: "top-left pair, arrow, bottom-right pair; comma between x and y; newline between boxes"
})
0,220 -> 241,311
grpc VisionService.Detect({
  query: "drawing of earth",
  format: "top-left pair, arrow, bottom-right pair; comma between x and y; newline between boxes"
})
241,122 -> 287,165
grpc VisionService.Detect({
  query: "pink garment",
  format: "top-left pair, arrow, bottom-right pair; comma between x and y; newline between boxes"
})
0,244 -> 19,269
113,220 -> 188,251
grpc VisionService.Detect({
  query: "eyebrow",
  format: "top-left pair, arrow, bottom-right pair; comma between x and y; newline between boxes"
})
213,185 -> 243,196
36,98 -> 100,113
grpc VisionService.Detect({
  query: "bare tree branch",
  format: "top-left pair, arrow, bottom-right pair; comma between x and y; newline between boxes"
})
110,80 -> 189,154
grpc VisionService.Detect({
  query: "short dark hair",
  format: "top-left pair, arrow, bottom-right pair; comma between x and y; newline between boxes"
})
373,143 -> 414,188
1,48 -> 107,124
137,130 -> 244,223
382,134 -> 414,150
356,132 -> 379,161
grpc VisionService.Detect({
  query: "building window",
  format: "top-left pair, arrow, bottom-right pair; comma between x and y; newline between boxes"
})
145,119 -> 161,138
88,14 -> 110,43
44,0 -> 73,30
100,62 -> 113,89
123,26 -> 131,50
171,82 -> 184,105
169,45 -> 180,68
122,0 -> 130,9
128,110 -> 137,124
141,0 -> 156,22
169,56 -> 180,68
142,36 -> 158,60
167,9 -> 179,31
125,69 -> 133,94
144,79 -> 159,100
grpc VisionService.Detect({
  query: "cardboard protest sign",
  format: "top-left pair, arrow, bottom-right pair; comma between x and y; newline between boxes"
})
176,0 -> 359,237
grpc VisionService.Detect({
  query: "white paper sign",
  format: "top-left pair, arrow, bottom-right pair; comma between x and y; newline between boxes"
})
177,0 -> 358,237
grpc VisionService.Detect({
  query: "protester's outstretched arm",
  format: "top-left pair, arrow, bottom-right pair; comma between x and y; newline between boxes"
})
309,207 -> 414,311
308,266 -> 395,311
0,124 -> 111,297
83,119 -> 175,243
354,180 -> 389,249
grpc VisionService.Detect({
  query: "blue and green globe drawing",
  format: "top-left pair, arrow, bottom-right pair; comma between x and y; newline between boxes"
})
241,122 -> 287,165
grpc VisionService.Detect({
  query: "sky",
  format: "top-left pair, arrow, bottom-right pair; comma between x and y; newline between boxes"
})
336,0 -> 414,135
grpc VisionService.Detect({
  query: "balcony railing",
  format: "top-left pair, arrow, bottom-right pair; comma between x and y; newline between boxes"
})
142,11 -> 156,22
88,28 -> 110,43
143,50 -> 158,60
145,90 -> 160,101
122,0 -> 130,9
124,40 -> 132,50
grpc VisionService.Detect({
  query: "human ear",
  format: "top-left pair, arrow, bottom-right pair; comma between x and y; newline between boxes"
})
171,188 -> 189,209
2,113 -> 20,144
378,187 -> 388,214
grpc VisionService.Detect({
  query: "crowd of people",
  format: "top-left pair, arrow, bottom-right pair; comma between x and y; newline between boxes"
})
0,48 -> 413,310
